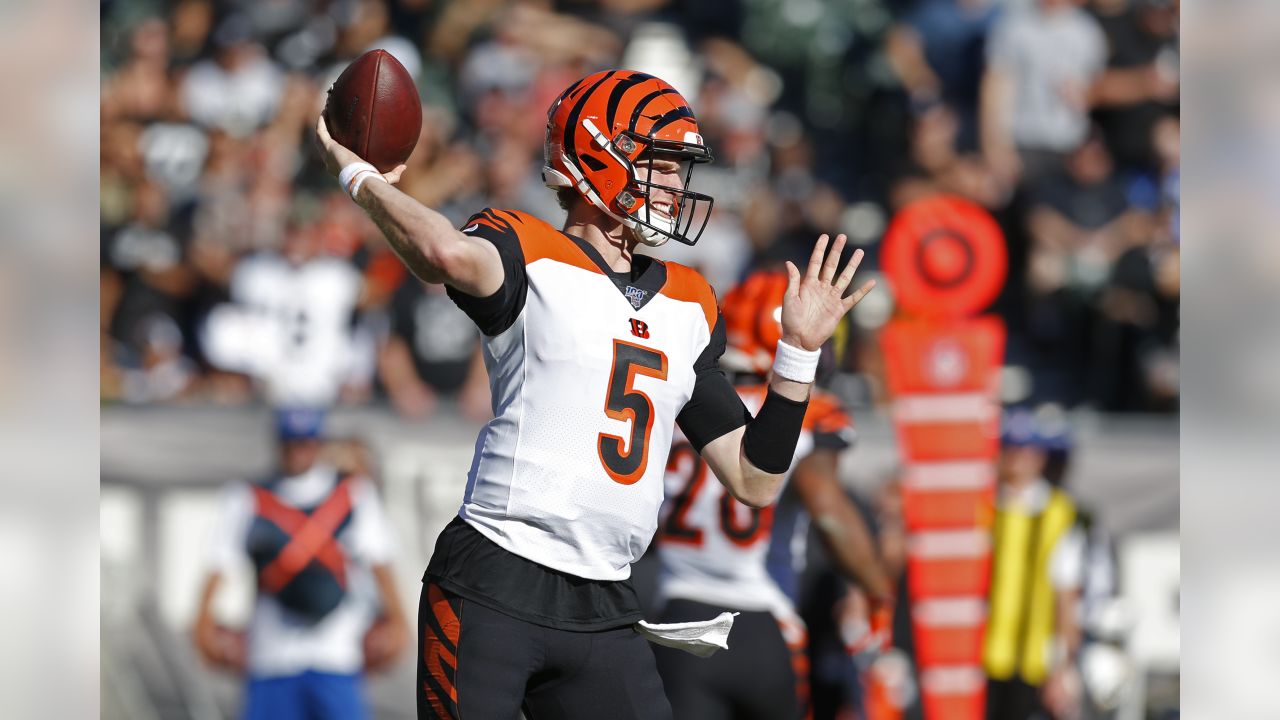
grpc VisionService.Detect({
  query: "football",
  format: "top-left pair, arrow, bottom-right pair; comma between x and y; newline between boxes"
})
323,50 -> 422,172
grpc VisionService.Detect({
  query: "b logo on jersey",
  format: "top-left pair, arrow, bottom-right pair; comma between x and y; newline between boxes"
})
624,286 -> 647,309
629,318 -> 650,339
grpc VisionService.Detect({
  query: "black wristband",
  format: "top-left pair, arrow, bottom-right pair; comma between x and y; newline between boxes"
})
742,389 -> 810,474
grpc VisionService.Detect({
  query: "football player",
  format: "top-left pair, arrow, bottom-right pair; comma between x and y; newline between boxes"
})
314,69 -> 877,720
652,269 -> 895,720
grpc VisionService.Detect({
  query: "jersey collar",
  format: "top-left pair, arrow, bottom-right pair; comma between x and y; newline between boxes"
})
561,231 -> 668,312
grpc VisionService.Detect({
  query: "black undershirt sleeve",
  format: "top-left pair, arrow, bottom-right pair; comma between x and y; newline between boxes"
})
676,313 -> 751,452
444,210 -> 528,336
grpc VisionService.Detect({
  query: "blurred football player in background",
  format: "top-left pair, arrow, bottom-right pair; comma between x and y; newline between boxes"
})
193,408 -> 408,720
653,269 -> 894,720
200,220 -> 372,408
315,69 -> 877,719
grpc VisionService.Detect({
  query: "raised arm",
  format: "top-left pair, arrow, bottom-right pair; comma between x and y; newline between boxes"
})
315,116 -> 503,297
698,234 -> 875,508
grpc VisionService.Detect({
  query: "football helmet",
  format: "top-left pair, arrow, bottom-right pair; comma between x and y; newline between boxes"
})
720,270 -> 789,374
543,70 -> 714,247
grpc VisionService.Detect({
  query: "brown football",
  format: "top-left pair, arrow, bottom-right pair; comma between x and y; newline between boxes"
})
323,50 -> 422,172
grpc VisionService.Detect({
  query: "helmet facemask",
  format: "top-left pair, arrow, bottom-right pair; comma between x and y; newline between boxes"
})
616,131 -> 715,248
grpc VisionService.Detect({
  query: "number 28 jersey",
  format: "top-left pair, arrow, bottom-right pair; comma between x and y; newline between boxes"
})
657,386 -> 855,615
446,209 -> 748,582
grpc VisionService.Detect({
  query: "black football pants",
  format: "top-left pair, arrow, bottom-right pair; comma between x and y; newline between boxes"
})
652,599 -> 806,720
418,582 -> 673,720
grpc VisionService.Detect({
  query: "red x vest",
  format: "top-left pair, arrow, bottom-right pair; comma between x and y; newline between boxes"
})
248,476 -> 355,621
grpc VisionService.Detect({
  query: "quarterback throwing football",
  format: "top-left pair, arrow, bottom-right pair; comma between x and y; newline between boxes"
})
316,69 -> 876,720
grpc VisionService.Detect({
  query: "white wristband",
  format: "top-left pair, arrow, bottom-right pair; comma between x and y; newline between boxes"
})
772,340 -> 820,383
338,161 -> 386,200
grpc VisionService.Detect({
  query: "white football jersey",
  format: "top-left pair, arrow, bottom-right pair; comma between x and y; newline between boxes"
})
202,254 -> 362,407
657,385 -> 855,615
447,209 -> 741,581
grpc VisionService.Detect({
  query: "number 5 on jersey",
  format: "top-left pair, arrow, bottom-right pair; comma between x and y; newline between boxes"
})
599,340 -> 668,485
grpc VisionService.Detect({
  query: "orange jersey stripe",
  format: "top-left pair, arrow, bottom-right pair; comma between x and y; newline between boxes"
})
660,261 -> 717,334
494,209 -> 604,275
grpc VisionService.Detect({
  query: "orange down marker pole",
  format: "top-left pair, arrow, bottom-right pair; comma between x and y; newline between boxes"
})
877,195 -> 1007,720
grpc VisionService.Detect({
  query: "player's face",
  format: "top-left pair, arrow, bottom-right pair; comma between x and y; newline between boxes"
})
997,445 -> 1046,486
643,157 -> 689,220
281,438 -> 322,476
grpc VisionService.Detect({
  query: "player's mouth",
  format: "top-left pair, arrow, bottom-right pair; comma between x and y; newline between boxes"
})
649,201 -> 675,220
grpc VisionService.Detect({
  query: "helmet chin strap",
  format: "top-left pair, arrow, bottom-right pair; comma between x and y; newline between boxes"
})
627,212 -> 672,248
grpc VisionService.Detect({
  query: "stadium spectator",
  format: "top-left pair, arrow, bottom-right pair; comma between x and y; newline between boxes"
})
180,15 -> 284,137
98,0 -> 1179,416
1026,128 -> 1139,294
884,0 -> 1001,149
193,408 -> 409,720
1090,0 -> 1180,174
200,219 -> 371,408
980,0 -> 1108,193
379,279 -> 491,421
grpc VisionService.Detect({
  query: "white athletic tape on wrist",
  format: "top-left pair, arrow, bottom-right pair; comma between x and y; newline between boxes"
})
773,340 -> 820,383
338,162 -> 386,200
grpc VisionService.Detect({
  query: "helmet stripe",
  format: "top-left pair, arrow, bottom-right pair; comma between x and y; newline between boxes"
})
562,70 -> 617,186
627,88 -> 680,132
646,105 -> 696,135
563,78 -> 588,100
605,73 -> 650,133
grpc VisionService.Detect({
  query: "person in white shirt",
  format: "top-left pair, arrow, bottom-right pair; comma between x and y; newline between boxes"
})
981,0 -> 1108,191
193,408 -> 408,720
200,223 -> 368,408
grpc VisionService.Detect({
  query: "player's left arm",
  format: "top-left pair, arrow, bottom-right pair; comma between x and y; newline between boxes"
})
792,448 -> 894,601
699,235 -> 875,508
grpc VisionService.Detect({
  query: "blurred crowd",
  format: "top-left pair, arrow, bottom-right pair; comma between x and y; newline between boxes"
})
100,0 -> 1179,415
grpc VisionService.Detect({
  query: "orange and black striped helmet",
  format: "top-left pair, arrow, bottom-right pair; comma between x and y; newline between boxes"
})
720,270 -> 789,374
543,69 -> 714,247
720,269 -> 850,376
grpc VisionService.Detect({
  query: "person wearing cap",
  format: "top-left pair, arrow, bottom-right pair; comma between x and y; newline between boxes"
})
193,408 -> 409,720
983,406 -> 1086,720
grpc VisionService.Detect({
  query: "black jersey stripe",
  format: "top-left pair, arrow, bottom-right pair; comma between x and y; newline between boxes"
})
493,209 -> 525,227
480,208 -> 512,232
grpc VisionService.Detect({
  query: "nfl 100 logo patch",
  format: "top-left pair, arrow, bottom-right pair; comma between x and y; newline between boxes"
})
624,286 -> 647,309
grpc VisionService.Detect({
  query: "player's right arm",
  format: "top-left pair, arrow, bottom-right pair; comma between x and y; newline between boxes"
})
315,116 -> 504,297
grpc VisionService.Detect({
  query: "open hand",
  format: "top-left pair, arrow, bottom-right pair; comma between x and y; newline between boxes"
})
781,234 -> 875,352
315,114 -> 407,185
